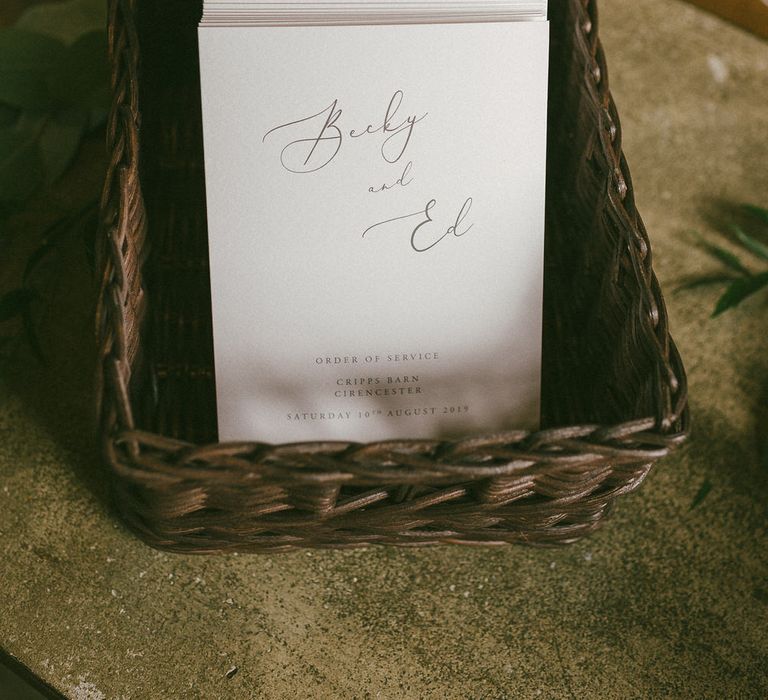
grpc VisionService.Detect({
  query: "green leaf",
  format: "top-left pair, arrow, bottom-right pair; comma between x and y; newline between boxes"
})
86,107 -> 108,132
0,200 -> 23,221
0,104 -> 20,128
692,231 -> 751,276
21,304 -> 45,362
712,271 -> 768,316
15,0 -> 107,46
731,224 -> 768,262
690,479 -> 713,510
0,288 -> 39,322
0,121 -> 45,202
38,108 -> 88,184
23,200 -> 97,284
674,275 -> 737,293
0,28 -> 65,109
742,204 -> 768,226
46,31 -> 109,110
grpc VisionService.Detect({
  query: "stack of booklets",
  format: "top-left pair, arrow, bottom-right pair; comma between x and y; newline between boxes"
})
199,1 -> 547,25
198,1 -> 549,443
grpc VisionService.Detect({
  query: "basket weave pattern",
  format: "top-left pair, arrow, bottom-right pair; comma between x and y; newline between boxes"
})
95,0 -> 689,552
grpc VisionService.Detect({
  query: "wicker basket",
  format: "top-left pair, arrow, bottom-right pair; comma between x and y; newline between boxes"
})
95,0 -> 690,553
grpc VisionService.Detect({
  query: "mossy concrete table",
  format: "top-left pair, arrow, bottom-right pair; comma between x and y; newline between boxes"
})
1,1 -> 767,697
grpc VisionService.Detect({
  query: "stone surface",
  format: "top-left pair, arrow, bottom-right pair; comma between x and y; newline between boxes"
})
1,1 -> 767,698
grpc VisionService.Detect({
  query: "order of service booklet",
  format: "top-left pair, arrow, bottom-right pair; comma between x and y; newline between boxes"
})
198,3 -> 549,443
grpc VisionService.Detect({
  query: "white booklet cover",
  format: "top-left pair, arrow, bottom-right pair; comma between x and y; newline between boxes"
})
198,19 -> 549,443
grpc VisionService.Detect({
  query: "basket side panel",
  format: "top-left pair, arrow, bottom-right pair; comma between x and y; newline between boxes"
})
542,0 -> 686,430
133,0 -> 218,443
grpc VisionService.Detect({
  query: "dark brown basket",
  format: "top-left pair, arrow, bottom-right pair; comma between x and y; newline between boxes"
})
95,0 -> 690,553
